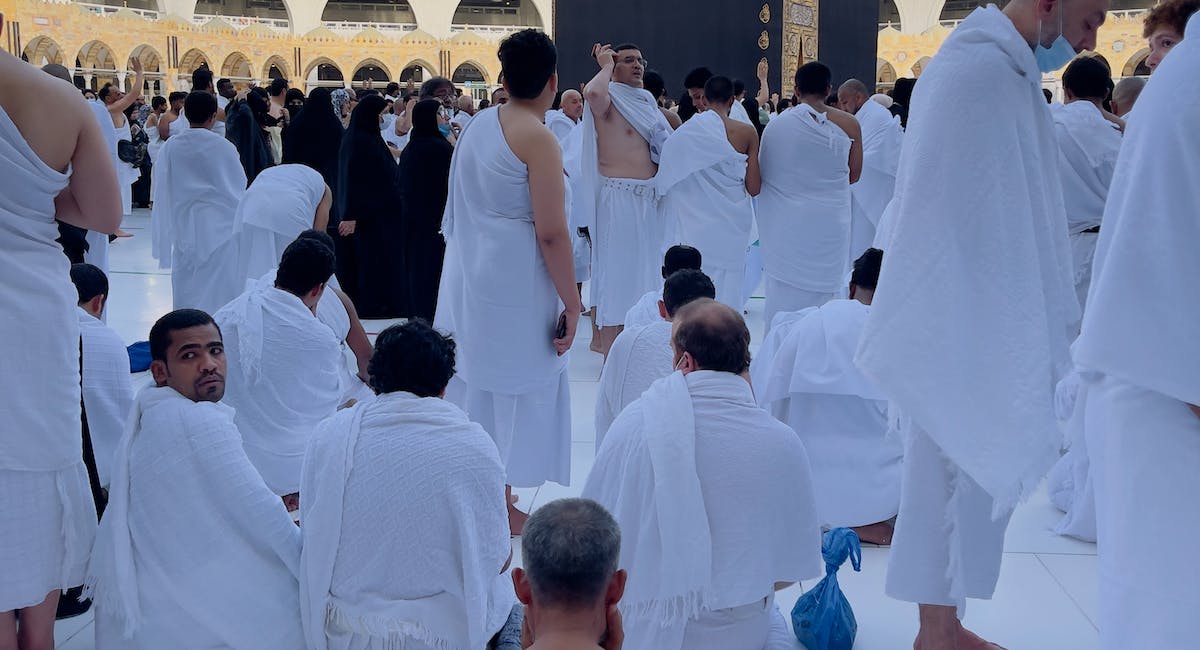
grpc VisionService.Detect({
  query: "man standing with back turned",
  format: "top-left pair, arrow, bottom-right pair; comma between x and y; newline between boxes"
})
856,0 -> 1106,648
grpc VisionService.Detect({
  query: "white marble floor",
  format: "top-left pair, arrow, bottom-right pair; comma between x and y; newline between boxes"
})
54,210 -> 1099,649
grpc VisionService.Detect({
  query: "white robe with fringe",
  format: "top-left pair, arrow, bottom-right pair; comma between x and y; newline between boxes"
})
300,393 -> 514,650
233,164 -> 327,284
594,320 -> 673,449
583,370 -> 821,650
215,281 -> 343,495
78,308 -> 134,488
87,386 -> 303,649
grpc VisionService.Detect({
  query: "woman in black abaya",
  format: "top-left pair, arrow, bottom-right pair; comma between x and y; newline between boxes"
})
336,94 -> 405,317
396,99 -> 453,321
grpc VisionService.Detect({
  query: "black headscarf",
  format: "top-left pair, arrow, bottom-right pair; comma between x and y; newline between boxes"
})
282,87 -> 344,199
397,99 -> 453,235
336,94 -> 400,224
226,89 -> 273,184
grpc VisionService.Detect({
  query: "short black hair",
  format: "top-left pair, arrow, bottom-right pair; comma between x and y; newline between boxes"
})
151,95 -> 168,110
1063,56 -> 1111,101
192,67 -> 214,92
704,75 -> 734,104
368,320 -> 456,398
296,229 -> 335,256
419,77 -> 454,100
1043,88 -> 1054,104
796,61 -> 832,96
732,79 -> 745,96
662,244 -> 702,278
168,91 -> 187,104
662,269 -> 716,318
684,66 -> 714,90
149,309 -> 219,362
184,91 -> 218,125
613,42 -> 641,55
385,82 -> 400,96
672,299 -> 751,374
498,28 -> 557,100
285,88 -> 306,105
851,248 -> 883,291
70,263 -> 108,304
216,77 -> 233,90
267,77 -> 289,97
643,70 -> 666,99
274,237 -> 335,297
98,83 -> 116,102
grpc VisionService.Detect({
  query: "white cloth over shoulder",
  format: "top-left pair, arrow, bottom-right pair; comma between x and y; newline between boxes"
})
78,308 -> 134,488
545,109 -> 576,145
623,290 -> 663,330
86,386 -> 303,648
151,126 -> 247,314
855,5 -> 1078,512
729,100 -> 753,126
757,103 -> 853,295
300,393 -> 513,650
849,99 -> 902,262
215,281 -> 343,495
656,110 -> 753,307
1051,101 -> 1120,235
233,164 -> 327,283
584,370 -> 822,650
594,320 -> 673,448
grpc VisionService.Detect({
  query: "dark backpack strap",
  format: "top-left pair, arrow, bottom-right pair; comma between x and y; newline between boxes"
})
79,337 -> 107,520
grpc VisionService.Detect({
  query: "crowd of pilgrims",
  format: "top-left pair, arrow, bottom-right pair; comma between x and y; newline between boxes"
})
3,0 -> 1200,648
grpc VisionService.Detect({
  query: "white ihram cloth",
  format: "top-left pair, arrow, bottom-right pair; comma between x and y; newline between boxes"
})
559,115 -> 592,282
751,301 -> 899,528
0,105 -> 97,612
577,83 -> 672,325
233,164 -> 327,283
856,6 -> 1077,516
112,118 -> 141,216
594,320 -> 673,448
85,101 -> 118,273
657,111 -> 753,309
215,280 -> 343,495
300,393 -> 514,650
545,109 -> 576,144
1073,15 -> 1200,649
729,100 -> 753,126
78,308 -> 134,488
86,386 -> 303,648
848,99 -> 901,263
151,126 -> 247,314
1045,370 -> 1097,542
583,371 -> 822,650
1051,100 -> 1121,313
623,290 -> 662,330
435,108 -> 571,487
757,103 -> 852,325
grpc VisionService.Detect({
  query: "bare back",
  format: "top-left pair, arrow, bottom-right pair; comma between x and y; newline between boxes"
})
720,111 -> 762,196
592,103 -> 658,180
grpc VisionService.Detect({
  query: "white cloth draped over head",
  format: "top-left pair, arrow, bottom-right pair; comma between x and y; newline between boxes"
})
78,308 -> 135,488
151,126 -> 247,313
1074,13 -> 1200,408
300,393 -> 513,650
86,386 -> 303,647
855,6 -> 1078,514
757,103 -> 853,294
656,110 -> 754,274
583,371 -> 822,648
1050,101 -> 1121,234
233,164 -> 327,283
573,82 -> 672,233
436,108 -> 566,395
849,99 -> 902,261
215,279 -> 343,495
594,320 -> 674,448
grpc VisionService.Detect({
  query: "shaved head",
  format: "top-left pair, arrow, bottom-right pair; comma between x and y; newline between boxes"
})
560,88 -> 584,121
1111,76 -> 1146,117
42,64 -> 73,84
837,78 -> 871,114
671,299 -> 751,374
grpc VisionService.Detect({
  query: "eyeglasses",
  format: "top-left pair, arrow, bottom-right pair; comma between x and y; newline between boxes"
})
620,57 -> 648,67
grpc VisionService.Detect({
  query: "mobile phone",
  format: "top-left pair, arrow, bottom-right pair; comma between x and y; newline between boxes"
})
555,313 -> 568,339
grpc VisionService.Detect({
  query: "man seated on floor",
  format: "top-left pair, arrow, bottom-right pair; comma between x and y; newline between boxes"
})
513,498 -> 627,650
300,320 -> 518,650
751,248 -> 900,544
71,263 -> 134,491
215,237 -> 344,508
584,299 -> 823,649
622,244 -> 703,330
87,309 -> 303,648
595,269 -> 715,446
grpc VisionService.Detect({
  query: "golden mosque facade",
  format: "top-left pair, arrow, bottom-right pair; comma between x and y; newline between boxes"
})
1,0 -> 1160,100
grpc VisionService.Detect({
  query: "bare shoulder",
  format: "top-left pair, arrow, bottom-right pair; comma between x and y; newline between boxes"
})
725,118 -> 758,153
661,107 -> 682,129
824,106 -> 861,138
503,109 -> 559,163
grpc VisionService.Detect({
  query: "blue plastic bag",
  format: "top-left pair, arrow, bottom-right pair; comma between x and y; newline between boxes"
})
127,341 -> 152,373
791,528 -> 862,650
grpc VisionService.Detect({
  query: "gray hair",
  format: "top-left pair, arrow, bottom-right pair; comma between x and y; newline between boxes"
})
521,499 -> 621,609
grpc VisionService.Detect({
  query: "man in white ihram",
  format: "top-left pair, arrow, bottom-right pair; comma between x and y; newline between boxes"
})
233,163 -> 332,284
1074,7 -> 1200,647
657,75 -> 760,310
836,78 -> 902,264
585,299 -> 822,649
855,1 -> 1105,648
752,248 -> 900,545
757,62 -> 862,327
151,90 -> 246,314
215,237 -> 343,508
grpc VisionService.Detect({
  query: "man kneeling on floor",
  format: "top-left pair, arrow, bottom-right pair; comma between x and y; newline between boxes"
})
87,309 -> 304,649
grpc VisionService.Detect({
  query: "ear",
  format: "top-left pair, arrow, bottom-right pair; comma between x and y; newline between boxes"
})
549,71 -> 559,96
658,300 -> 669,321
150,359 -> 169,386
606,569 -> 628,606
512,568 -> 534,606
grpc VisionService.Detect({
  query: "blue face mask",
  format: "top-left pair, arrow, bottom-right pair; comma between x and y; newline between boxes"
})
1034,3 -> 1076,73
438,124 -> 452,137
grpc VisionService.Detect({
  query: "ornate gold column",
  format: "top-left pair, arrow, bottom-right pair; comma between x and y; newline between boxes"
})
782,0 -> 819,94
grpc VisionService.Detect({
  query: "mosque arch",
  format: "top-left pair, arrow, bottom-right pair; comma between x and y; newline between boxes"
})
129,44 -> 167,94
352,59 -> 392,86
451,61 -> 488,85
305,57 -> 345,88
22,36 -> 65,67
221,52 -> 254,81
876,59 -> 898,87
1121,48 -> 1151,77
263,55 -> 291,81
400,60 -> 437,83
178,48 -> 211,76
910,55 -> 933,77
77,40 -> 118,73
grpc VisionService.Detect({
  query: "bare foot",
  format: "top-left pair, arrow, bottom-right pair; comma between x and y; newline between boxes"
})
852,520 -> 894,545
115,230 -> 134,238
913,622 -> 1007,650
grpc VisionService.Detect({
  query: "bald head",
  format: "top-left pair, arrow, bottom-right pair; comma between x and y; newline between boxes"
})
1111,77 -> 1146,117
42,64 -> 73,84
457,94 -> 474,114
837,79 -> 871,115
561,89 -> 583,122
671,299 -> 751,375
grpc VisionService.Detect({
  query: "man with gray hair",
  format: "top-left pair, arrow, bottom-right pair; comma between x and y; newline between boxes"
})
1110,76 -> 1145,117
513,498 -> 626,649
